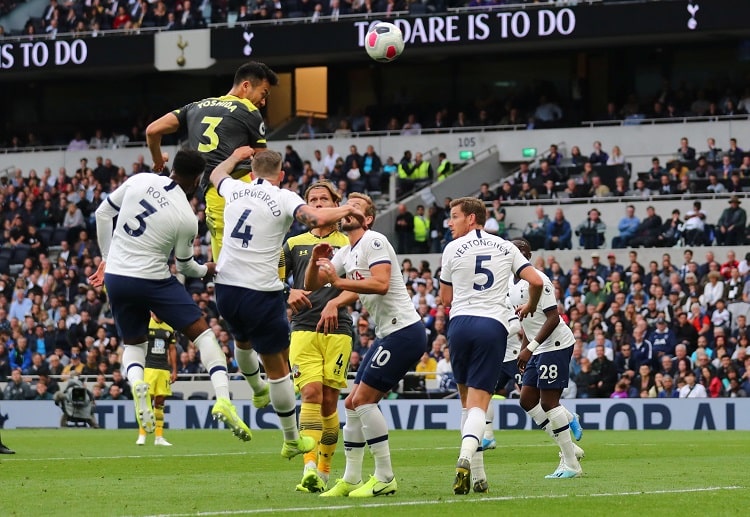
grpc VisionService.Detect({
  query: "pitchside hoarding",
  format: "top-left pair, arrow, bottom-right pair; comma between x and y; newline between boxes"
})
2,399 -> 748,430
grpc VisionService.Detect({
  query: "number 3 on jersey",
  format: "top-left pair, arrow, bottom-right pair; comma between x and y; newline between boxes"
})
124,199 -> 157,237
231,209 -> 254,248
198,116 -> 222,152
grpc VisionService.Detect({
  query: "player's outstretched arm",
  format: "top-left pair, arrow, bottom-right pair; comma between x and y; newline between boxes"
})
516,267 -> 543,320
294,204 -> 365,231
146,113 -> 180,172
210,146 -> 255,189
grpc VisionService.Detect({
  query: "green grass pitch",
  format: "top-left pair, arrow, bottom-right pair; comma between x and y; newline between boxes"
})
0,428 -> 745,516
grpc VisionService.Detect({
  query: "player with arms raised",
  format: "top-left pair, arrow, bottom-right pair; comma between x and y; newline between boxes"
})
89,150 -> 251,442
146,61 -> 279,261
281,181 -> 356,492
305,193 -> 426,498
511,238 -> 584,478
209,148 -> 364,459
439,197 -> 542,494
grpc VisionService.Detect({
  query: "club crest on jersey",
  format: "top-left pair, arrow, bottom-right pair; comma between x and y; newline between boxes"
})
291,364 -> 301,378
371,239 -> 383,250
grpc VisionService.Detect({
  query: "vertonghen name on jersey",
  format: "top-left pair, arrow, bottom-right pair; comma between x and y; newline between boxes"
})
228,187 -> 281,216
453,237 -> 512,258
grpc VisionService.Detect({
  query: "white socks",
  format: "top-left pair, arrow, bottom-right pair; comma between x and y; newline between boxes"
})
547,405 -> 577,466
527,403 -> 554,438
235,347 -> 267,392
122,342 -> 147,385
342,408 -> 366,484
483,400 -> 495,440
459,407 -> 485,462
193,329 -> 230,400
356,403 -> 393,482
269,376 -> 298,441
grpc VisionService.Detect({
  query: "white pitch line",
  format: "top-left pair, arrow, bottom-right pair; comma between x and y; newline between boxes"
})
0,451 -> 251,462
137,485 -> 744,517
0,442 -> 653,462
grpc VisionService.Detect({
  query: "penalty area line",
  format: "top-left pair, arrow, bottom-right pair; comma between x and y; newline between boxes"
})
138,485 -> 744,517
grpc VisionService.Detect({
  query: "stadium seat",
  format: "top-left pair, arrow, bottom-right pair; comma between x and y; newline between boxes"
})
37,227 -> 54,246
51,227 -> 68,245
0,257 -> 9,275
10,246 -> 29,265
187,391 -> 209,400
167,391 -> 184,400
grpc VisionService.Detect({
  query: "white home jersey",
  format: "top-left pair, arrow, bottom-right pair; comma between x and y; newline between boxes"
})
440,228 -> 530,324
503,280 -> 522,362
216,177 -> 304,291
508,269 -> 575,355
100,174 -> 198,280
330,229 -> 419,338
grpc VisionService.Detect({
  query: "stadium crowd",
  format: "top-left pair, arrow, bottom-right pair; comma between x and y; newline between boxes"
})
1,0 -> 658,38
0,138 -> 748,403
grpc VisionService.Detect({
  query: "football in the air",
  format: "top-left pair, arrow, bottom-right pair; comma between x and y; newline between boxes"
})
365,22 -> 405,63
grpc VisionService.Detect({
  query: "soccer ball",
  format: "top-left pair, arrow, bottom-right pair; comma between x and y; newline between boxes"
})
365,22 -> 405,63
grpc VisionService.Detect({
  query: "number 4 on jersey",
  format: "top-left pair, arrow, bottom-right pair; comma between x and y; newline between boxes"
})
231,209 -> 254,248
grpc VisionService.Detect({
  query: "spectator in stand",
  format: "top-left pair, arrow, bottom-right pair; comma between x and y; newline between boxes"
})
606,146 -> 625,166
575,208 -> 606,249
611,176 -> 630,197
412,205 -> 430,254
629,205 -> 663,248
476,183 -> 496,203
612,205 -> 639,249
589,141 -> 609,166
547,144 -> 563,166
719,155 -> 735,179
545,208 -> 572,250
679,370 -> 707,398
646,157 -> 666,183
436,152 -> 453,183
656,209 -> 683,247
727,138 -> 744,168
394,204 -> 413,255
523,206 -> 550,251
362,145 -> 383,193
396,150 -> 414,197
716,196 -> 746,246
683,201 -> 707,246
67,131 -> 89,151
704,137 -> 722,163
677,137 -> 696,162
296,116 -> 318,139
569,145 -> 587,167
401,113 -> 422,136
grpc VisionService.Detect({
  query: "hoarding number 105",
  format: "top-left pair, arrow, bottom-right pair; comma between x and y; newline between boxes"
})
457,136 -> 476,147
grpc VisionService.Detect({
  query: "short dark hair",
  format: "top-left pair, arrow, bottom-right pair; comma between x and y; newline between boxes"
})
234,61 -> 279,87
172,150 -> 205,179
450,197 -> 487,226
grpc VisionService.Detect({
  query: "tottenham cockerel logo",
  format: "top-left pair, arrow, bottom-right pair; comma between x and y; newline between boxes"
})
243,31 -> 254,56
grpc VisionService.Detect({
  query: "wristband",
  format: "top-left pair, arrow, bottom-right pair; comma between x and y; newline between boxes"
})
527,339 -> 541,353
